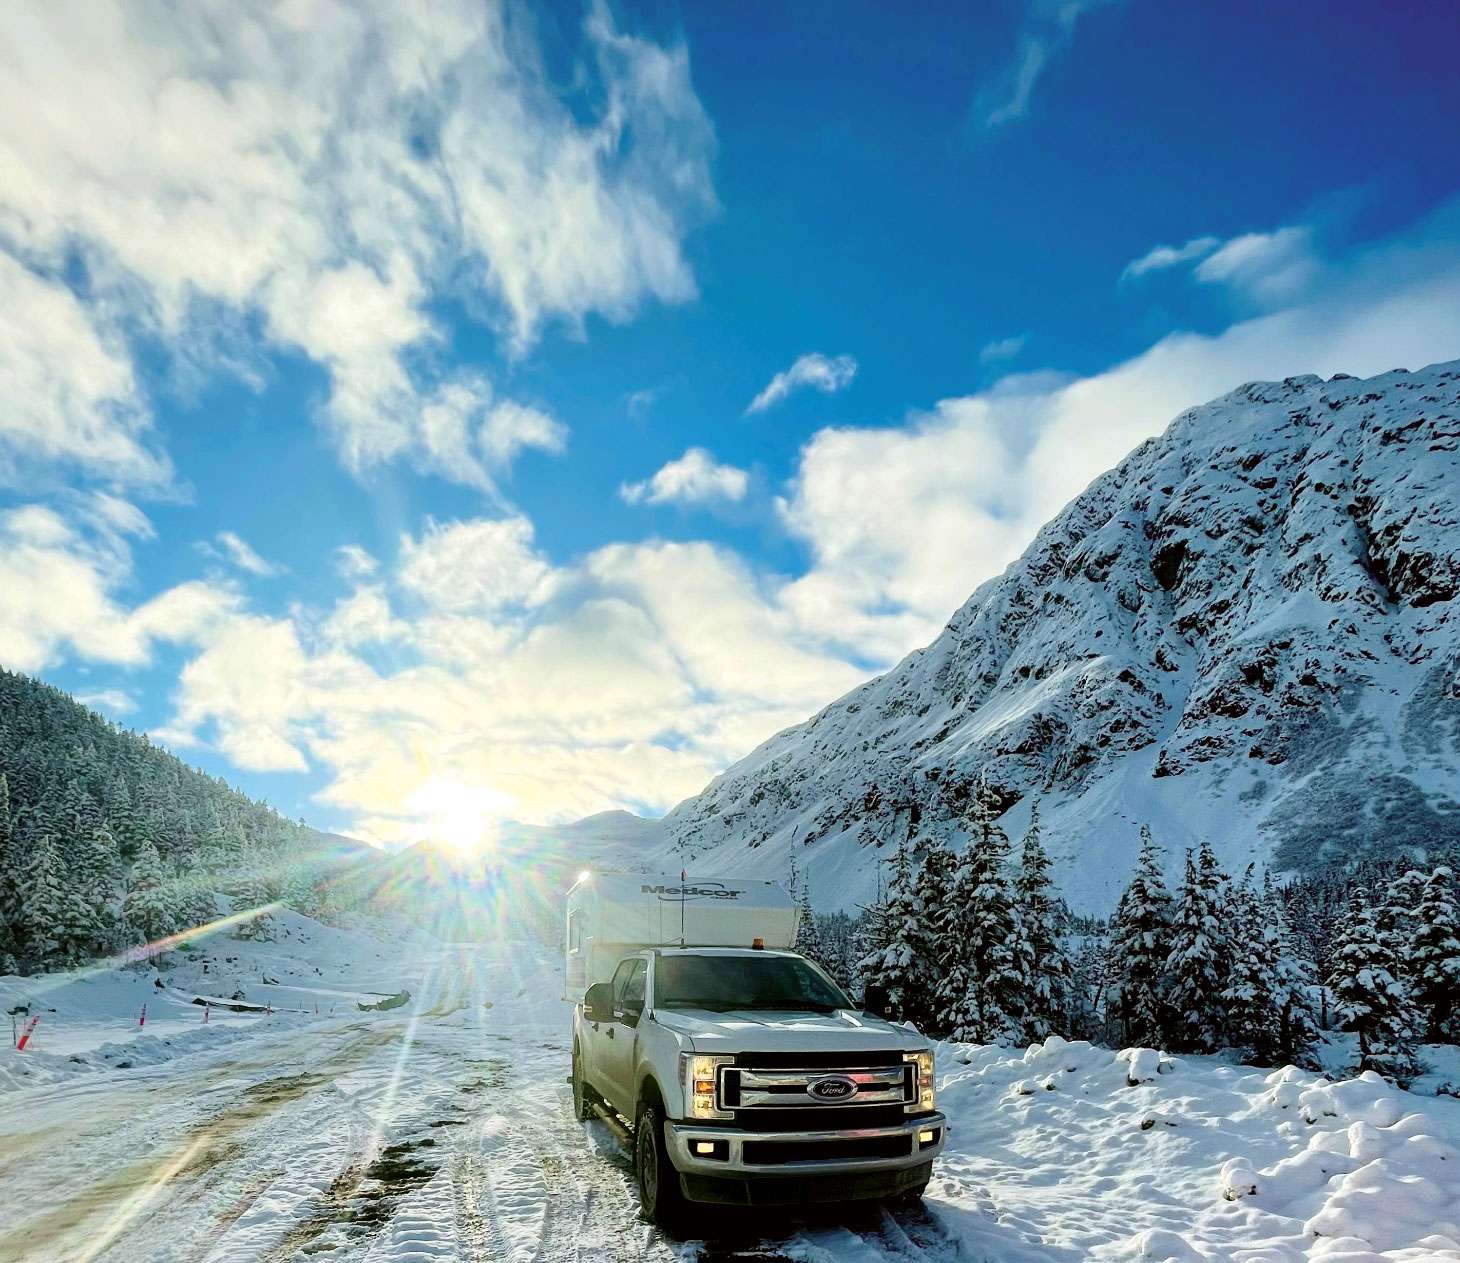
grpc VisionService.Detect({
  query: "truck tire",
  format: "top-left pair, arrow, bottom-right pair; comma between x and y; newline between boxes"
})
634,1099 -> 686,1228
571,1043 -> 601,1122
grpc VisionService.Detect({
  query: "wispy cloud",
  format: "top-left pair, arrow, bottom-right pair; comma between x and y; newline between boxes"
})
1121,235 -> 1221,282
1194,226 -> 1318,304
624,387 -> 663,420
979,334 -> 1028,365
747,353 -> 857,414
977,0 -> 1119,131
76,688 -> 136,716
1123,224 -> 1319,307
621,448 -> 749,506
212,531 -> 283,578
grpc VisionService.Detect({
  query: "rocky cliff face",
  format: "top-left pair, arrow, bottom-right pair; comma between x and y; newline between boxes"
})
662,361 -> 1460,912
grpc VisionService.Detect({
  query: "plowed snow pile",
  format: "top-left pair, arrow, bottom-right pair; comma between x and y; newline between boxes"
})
933,1037 -> 1460,1262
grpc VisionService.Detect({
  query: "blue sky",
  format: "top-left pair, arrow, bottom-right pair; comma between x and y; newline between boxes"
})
2,1 -> 1459,846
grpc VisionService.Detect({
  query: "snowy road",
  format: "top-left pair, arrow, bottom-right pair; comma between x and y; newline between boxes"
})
0,942 -> 670,1263
0,942 -> 975,1263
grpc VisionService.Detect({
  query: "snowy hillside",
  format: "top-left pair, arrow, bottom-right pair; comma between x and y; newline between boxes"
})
662,360 -> 1460,912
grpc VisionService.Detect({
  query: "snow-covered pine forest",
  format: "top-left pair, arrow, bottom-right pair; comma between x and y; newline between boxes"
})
0,668 -> 362,974
810,786 -> 1460,1088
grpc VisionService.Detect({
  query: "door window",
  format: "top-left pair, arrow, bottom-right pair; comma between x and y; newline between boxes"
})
619,958 -> 647,1015
609,957 -> 637,1007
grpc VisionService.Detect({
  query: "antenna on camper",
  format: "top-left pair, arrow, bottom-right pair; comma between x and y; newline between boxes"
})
679,867 -> 687,948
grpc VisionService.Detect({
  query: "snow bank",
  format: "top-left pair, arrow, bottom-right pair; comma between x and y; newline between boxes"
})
933,1037 -> 1460,1262
1,908 -> 415,1093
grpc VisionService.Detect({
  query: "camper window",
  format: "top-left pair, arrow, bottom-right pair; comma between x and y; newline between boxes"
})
567,909 -> 583,954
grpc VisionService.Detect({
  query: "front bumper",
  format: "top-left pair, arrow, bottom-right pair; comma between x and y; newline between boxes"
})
666,1112 -> 946,1181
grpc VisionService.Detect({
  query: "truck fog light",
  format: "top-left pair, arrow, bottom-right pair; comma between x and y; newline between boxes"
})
918,1128 -> 936,1145
692,1138 -> 729,1160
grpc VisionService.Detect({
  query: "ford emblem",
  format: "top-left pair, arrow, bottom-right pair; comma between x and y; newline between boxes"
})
808,1074 -> 858,1101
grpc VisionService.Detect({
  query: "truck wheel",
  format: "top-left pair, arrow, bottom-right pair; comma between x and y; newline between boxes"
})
571,1044 -> 600,1121
634,1100 -> 685,1228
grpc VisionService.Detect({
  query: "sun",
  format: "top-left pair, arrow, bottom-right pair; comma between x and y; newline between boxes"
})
405,777 -> 514,855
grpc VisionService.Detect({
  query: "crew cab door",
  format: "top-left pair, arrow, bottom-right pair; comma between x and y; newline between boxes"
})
600,956 -> 647,1115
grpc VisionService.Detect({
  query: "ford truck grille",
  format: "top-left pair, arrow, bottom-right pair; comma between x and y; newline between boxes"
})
718,1055 -> 915,1131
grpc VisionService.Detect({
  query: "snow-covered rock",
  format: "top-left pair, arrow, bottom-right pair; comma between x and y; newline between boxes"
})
662,360 -> 1460,911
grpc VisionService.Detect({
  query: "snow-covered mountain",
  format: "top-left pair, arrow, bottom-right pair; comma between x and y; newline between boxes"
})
662,360 -> 1460,914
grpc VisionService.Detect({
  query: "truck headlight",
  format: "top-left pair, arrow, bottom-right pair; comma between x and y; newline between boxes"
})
904,1049 -> 935,1113
679,1052 -> 734,1120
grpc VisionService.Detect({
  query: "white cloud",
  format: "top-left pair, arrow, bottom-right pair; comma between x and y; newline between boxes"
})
0,255 -> 168,489
335,545 -> 379,581
977,0 -> 1118,130
979,334 -> 1028,364
1194,225 -> 1318,305
323,586 -> 409,649
397,517 -> 556,615
481,401 -> 569,469
1121,235 -> 1220,281
620,448 -> 749,506
149,525 -> 863,841
0,2 -> 714,491
624,387 -> 663,419
746,353 -> 857,414
212,531 -> 283,577
75,688 -> 136,716
0,500 -> 235,672
1122,225 -> 1317,306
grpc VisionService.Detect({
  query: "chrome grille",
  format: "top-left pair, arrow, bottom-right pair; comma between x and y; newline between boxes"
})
722,1063 -> 913,1111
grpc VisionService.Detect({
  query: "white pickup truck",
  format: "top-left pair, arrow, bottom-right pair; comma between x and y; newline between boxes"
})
566,873 -> 946,1225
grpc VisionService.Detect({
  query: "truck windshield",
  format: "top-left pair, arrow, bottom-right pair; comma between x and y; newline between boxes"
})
655,955 -> 852,1012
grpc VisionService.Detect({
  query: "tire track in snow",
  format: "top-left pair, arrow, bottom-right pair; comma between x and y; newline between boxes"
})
0,1023 -> 399,1263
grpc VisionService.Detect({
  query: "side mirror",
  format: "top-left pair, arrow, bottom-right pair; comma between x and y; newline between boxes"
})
584,982 -> 614,1023
863,984 -> 889,1018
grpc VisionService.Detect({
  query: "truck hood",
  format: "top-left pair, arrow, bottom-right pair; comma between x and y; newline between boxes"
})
652,1007 -> 928,1054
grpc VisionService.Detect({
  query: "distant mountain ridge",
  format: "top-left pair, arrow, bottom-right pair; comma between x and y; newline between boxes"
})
657,360 -> 1460,913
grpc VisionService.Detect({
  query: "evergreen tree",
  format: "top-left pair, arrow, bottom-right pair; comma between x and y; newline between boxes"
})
1221,869 -> 1280,1061
1264,874 -> 1319,1066
1328,890 -> 1421,1084
0,773 -> 18,955
1009,801 -> 1073,1041
15,828 -> 66,967
913,834 -> 958,1032
1408,866 -> 1460,1041
1165,844 -> 1228,1052
856,832 -> 935,1024
124,839 -> 177,947
816,910 -> 858,988
942,793 -> 1018,1043
1107,825 -> 1173,1048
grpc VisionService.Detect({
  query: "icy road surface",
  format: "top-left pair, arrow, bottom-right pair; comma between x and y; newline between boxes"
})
2,928 -> 1459,1262
0,940 -> 972,1263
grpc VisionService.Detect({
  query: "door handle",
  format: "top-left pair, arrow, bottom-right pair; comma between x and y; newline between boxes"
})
607,1027 -> 615,1039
